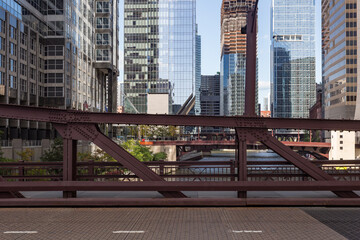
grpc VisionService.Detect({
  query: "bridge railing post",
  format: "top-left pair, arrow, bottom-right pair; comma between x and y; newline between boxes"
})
63,138 -> 77,198
18,160 -> 24,181
230,160 -> 235,181
159,160 -> 165,176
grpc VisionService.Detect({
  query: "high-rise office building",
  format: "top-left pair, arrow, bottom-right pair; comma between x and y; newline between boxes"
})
200,74 -> 220,116
220,0 -> 257,116
124,0 -> 196,114
323,0 -> 358,120
0,0 -> 119,139
195,24 -> 201,115
271,0 -> 316,118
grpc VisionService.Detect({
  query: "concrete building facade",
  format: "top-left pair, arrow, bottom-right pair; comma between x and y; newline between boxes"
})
322,0 -> 357,120
0,0 -> 119,140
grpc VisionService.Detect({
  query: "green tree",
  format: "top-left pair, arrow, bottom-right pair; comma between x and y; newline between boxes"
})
153,152 -> 167,161
121,139 -> 154,162
16,148 -> 34,162
40,138 -> 63,162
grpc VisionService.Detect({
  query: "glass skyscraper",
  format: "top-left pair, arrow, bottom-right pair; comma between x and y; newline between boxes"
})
271,0 -> 316,118
124,0 -> 196,114
195,24 -> 201,115
220,0 -> 257,116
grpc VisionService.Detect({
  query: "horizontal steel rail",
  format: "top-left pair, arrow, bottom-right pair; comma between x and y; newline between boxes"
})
4,198 -> 360,207
1,104 -> 360,130
0,181 -> 360,191
1,160 -> 360,168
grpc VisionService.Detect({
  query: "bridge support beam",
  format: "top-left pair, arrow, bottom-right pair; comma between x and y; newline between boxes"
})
62,139 -> 77,198
236,128 -> 247,198
251,129 -> 359,198
54,124 -> 186,198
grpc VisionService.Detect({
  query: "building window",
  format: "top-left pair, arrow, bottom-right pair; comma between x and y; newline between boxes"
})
46,87 -> 64,97
20,48 -> 27,61
0,72 -> 4,85
21,79 -> 27,92
96,2 -> 110,13
9,43 -> 16,56
9,75 -> 17,89
96,18 -> 109,28
30,38 -> 36,51
38,86 -> 44,97
45,46 -> 63,56
9,26 -> 16,39
96,33 -> 110,45
0,54 -> 4,68
0,19 -> 4,33
20,32 -> 26,45
9,59 -> 16,72
96,49 -> 109,61
30,83 -> 36,94
340,147 -> 343,150
0,37 -> 4,50
45,60 -> 63,70
30,68 -> 35,80
20,63 -> 27,76
45,73 -> 63,83
30,53 -> 36,65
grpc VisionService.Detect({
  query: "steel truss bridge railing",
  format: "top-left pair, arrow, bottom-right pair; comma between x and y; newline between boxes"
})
1,103 -> 360,206
1,6 -> 360,206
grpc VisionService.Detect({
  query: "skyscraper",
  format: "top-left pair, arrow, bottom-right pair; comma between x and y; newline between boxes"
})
124,0 -> 196,114
323,0 -> 358,120
195,24 -> 201,115
220,0 -> 257,116
200,74 -> 220,116
271,0 -> 316,119
0,0 -> 119,139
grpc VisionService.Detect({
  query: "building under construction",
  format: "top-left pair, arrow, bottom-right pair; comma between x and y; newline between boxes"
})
220,0 -> 258,116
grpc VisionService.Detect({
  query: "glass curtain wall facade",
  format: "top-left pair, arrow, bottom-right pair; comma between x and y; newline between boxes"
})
220,0 -> 257,116
124,0 -> 196,114
323,0 -> 358,120
195,24 -> 201,115
271,0 -> 316,118
0,0 -> 119,139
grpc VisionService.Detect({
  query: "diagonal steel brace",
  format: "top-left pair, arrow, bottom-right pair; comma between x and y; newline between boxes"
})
54,123 -> 186,198
243,128 -> 359,198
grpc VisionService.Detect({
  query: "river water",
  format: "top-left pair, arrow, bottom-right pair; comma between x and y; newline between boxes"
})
200,150 -> 284,162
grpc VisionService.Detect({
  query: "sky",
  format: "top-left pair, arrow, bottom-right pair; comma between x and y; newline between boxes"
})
119,0 -> 322,108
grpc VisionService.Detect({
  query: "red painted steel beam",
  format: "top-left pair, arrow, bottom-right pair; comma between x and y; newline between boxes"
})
0,176 -> 24,198
257,131 -> 359,198
54,123 -> 186,198
2,198 -> 360,207
1,104 -> 360,130
1,181 -> 360,191
236,128 -> 247,198
244,8 -> 257,116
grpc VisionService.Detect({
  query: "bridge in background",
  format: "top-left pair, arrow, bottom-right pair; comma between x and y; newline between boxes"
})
143,140 -> 331,159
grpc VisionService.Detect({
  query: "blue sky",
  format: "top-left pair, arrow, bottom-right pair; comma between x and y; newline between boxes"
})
119,0 -> 322,106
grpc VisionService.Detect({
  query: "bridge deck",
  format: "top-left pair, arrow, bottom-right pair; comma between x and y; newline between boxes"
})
0,207 -> 355,239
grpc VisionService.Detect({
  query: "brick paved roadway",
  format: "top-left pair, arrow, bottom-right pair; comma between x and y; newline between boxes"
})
0,208 -> 354,240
